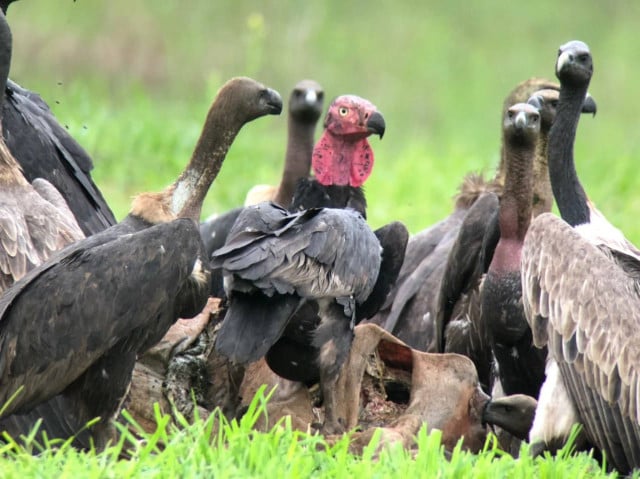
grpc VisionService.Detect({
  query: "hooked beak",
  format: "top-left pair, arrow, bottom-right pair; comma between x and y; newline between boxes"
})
367,111 -> 386,139
582,93 -> 597,117
514,111 -> 528,128
264,88 -> 283,115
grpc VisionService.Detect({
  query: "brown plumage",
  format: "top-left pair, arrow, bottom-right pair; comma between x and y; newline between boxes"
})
0,76 -> 282,449
523,40 -> 640,474
0,9 -> 83,293
480,102 -> 545,399
372,78 -> 581,351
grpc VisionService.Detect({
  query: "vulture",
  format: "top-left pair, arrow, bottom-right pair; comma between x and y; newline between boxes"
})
479,101 -> 546,399
372,78 -> 566,351
0,77 -> 283,449
523,40 -> 640,474
0,10 -> 84,293
200,80 -> 323,297
244,79 -> 325,207
212,204 -> 383,434
261,95 -> 407,387
212,95 -> 405,432
1,0 -> 116,236
431,87 -> 596,394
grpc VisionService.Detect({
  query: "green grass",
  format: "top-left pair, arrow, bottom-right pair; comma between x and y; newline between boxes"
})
3,0 -> 640,475
0,390 -> 623,479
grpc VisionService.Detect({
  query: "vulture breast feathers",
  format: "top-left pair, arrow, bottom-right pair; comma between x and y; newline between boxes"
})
212,201 -> 382,364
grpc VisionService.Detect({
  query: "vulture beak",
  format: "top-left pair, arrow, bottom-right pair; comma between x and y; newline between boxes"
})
305,89 -> 318,105
264,88 -> 284,115
582,93 -> 597,116
482,394 -> 537,441
367,111 -> 386,139
527,94 -> 543,111
514,110 -> 528,129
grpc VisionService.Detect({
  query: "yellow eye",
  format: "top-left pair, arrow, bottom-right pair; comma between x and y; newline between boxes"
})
339,107 -> 348,116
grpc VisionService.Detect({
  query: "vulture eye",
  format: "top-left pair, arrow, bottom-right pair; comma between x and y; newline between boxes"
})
578,53 -> 589,63
339,107 -> 349,117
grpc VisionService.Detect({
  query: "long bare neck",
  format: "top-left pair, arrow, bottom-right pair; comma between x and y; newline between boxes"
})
548,86 -> 590,226
168,100 -> 245,221
499,140 -> 535,241
530,132 -> 553,217
274,115 -> 316,207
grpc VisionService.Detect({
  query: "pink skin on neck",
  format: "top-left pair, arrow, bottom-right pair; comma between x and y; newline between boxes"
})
311,131 -> 374,187
311,95 -> 378,187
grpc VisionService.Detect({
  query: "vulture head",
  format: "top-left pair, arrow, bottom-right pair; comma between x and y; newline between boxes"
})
556,40 -> 593,87
312,95 -> 385,187
289,79 -> 324,124
216,77 -> 283,124
528,89 -> 597,132
503,102 -> 541,146
482,394 -> 537,441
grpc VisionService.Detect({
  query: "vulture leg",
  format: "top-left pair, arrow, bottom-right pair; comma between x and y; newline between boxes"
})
314,299 -> 355,434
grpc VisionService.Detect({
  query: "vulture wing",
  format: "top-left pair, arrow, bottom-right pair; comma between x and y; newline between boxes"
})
522,212 -> 640,473
3,80 -> 117,236
0,218 -> 207,417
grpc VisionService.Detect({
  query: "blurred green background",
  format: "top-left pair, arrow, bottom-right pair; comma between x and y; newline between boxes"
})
5,0 -> 640,240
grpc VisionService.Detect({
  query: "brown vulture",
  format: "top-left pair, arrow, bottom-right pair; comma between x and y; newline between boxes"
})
0,77 -> 282,449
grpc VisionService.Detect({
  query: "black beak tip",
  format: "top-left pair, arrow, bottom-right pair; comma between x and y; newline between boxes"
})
367,111 -> 386,139
267,89 -> 284,115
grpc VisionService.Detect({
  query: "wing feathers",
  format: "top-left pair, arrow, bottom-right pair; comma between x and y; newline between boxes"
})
523,213 -> 640,473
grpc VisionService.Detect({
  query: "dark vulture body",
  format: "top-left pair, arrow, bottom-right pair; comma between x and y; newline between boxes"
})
1,2 -> 116,236
0,9 -> 84,293
0,77 -> 283,448
201,80 -> 324,297
480,102 -> 545,399
213,203 -> 382,433
0,217 -> 208,446
523,41 -> 640,474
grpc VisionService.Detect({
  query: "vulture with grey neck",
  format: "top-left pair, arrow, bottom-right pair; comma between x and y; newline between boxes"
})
212,95 -> 406,432
200,80 -> 324,297
371,79 -> 563,350
0,77 -> 282,449
0,10 -> 84,293
523,41 -> 640,474
243,79 -> 325,207
1,0 -> 116,236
